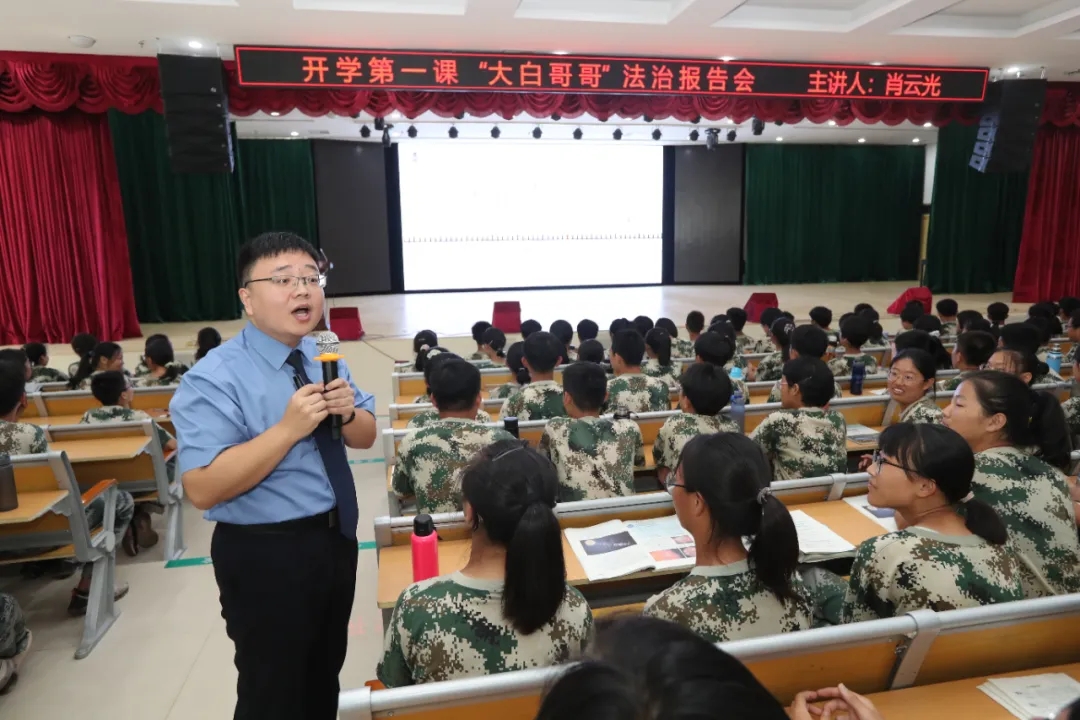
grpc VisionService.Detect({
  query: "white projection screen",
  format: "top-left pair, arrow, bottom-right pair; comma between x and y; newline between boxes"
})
399,142 -> 663,291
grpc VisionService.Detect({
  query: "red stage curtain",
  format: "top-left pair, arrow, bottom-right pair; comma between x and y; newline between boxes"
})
0,111 -> 141,343
0,52 -> 161,114
1012,125 -> 1080,302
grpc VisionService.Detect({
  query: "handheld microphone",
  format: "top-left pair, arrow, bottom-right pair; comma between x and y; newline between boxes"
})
315,333 -> 343,441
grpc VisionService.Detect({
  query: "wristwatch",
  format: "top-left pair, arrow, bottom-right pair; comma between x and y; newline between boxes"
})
342,409 -> 357,427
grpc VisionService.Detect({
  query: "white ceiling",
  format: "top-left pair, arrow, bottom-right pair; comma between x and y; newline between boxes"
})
3,0 -> 1080,78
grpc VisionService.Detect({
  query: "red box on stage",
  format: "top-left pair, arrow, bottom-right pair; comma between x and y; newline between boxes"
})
887,287 -> 932,315
743,293 -> 779,323
329,307 -> 364,341
492,302 -> 522,333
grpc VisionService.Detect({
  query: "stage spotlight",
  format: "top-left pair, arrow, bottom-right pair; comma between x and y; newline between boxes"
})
690,115 -> 701,124
643,115 -> 653,123
448,125 -> 459,139
551,113 -> 561,121
407,125 -> 417,138
359,125 -> 371,138
705,129 -> 718,150
727,130 -> 737,142
374,117 -> 386,131
532,126 -> 543,139
613,128 -> 623,140
774,120 -> 783,126
573,128 -> 583,140
382,128 -> 391,147
652,128 -> 662,141
491,126 -> 501,139
689,129 -> 700,142
751,118 -> 765,136
454,111 -> 465,120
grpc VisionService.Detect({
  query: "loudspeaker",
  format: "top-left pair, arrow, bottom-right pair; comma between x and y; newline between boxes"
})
158,55 -> 233,174
969,79 -> 1046,174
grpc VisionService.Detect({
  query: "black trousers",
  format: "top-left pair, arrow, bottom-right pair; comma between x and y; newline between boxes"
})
211,515 -> 358,720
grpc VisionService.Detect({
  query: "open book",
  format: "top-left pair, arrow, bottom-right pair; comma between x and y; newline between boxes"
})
846,424 -> 880,444
977,673 -> 1080,719
565,511 -> 856,582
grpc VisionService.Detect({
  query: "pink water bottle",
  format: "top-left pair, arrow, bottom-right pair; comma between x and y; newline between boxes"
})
411,514 -> 439,582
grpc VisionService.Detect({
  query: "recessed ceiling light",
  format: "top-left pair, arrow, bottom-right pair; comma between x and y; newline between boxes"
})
858,138 -> 866,143
1006,66 -> 1019,74
912,138 -> 920,143
776,137 -> 783,142
68,35 -> 96,48
719,56 -> 735,62
188,40 -> 203,50
269,111 -> 281,117
553,50 -> 570,55
726,119 -> 735,125
390,111 -> 403,120
290,131 -> 299,137
870,61 -> 885,66
923,122 -> 932,128
828,120 -> 837,126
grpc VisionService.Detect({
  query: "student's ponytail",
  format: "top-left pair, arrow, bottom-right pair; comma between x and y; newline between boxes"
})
68,341 -> 120,390
462,441 -> 566,635
645,328 -> 672,368
1029,389 -> 1073,470
966,371 -> 1073,471
927,335 -> 952,370
412,330 -> 438,357
482,327 -> 508,359
960,497 -> 1008,546
748,491 -> 801,602
506,342 -> 530,386
770,318 -> 796,363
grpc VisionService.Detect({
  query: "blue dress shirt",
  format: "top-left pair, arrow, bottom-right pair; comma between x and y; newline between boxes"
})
169,323 -> 376,525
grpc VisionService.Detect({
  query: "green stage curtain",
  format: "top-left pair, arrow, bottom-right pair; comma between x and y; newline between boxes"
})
236,139 -> 318,244
925,123 -> 1029,294
745,145 -> 925,285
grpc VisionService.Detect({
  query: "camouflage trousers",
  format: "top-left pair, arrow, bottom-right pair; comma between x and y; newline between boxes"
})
86,490 -> 136,547
0,593 -> 28,659
800,565 -> 847,627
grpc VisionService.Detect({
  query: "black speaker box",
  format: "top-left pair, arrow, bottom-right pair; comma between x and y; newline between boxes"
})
969,79 -> 1046,174
158,55 -> 233,174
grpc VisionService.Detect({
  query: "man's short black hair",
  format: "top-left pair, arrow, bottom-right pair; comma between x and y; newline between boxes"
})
577,339 -> 606,365
809,306 -> 832,328
956,310 -> 984,331
1029,302 -> 1057,320
23,343 -> 48,366
853,303 -> 875,314
562,362 -> 608,412
429,358 -> 482,412
1070,309 -> 1080,330
549,320 -> 574,346
986,303 -> 1009,325
725,307 -> 748,332
0,360 -> 27,417
577,319 -> 599,342
611,330 -> 646,367
839,315 -> 871,348
655,318 -> 678,339
237,231 -> 319,286
90,371 -> 129,406
965,317 -> 993,333
0,349 -> 28,370
1059,297 -> 1080,317
781,356 -> 834,408
632,316 -> 654,336
471,321 -> 492,344
694,332 -> 734,367
709,314 -> 728,328
956,331 -> 997,368
913,315 -> 942,334
790,325 -> 829,360
685,311 -> 705,334
936,298 -> 959,317
520,320 -> 542,339
900,301 -> 925,324
679,363 -> 732,416
609,318 -> 630,335
758,307 -> 782,329
524,331 -> 564,372
998,322 -> 1041,355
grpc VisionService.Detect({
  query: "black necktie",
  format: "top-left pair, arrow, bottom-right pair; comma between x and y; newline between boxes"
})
285,349 -> 358,539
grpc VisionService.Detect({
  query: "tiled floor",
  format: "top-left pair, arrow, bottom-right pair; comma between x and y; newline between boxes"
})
0,282 -> 1016,718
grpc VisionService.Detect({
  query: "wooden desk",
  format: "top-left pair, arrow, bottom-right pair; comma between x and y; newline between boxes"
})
49,436 -> 150,463
0,490 -> 69,525
24,414 -> 83,427
846,426 -> 884,453
863,662 -> 1080,720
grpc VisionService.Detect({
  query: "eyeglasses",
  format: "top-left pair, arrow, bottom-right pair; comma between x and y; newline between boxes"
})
871,450 -> 919,475
887,370 -> 922,384
665,472 -> 688,492
245,274 -> 323,290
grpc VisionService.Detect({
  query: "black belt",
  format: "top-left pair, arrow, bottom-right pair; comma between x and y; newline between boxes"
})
218,508 -> 339,534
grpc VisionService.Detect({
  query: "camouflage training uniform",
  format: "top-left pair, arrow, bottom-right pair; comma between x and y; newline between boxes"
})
392,418 -> 515,514
643,562 -> 814,643
754,352 -> 784,382
749,408 -> 847,481
749,336 -> 773,354
672,337 -> 696,359
0,593 -> 29,660
67,360 -> 81,377
30,366 -> 67,383
653,414 -> 739,472
412,394 -> 430,405
971,447 -> 1080,595
1033,368 -> 1065,386
407,409 -> 493,430
489,383 -> 520,401
132,360 -> 151,379
565,347 -> 579,362
936,372 -> 970,393
1063,397 -> 1080,438
941,321 -> 959,337
503,381 -> 567,421
889,395 -> 944,425
539,416 -> 644,502
827,353 -> 880,378
604,374 -> 671,414
767,378 -> 843,404
642,359 -> 681,392
0,418 -> 134,547
841,526 -> 1041,623
135,363 -> 189,387
378,572 -> 593,687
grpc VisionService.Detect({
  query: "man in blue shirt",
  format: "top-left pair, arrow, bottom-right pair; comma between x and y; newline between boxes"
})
171,232 -> 376,720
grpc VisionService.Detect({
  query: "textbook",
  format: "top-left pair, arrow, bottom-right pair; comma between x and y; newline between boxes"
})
844,495 -> 899,533
977,673 -> 1080,719
565,511 -> 855,582
846,424 -> 880,444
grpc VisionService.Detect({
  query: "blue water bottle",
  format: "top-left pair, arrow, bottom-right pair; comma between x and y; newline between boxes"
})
729,367 -> 746,433
851,359 -> 866,396
1047,343 -> 1063,376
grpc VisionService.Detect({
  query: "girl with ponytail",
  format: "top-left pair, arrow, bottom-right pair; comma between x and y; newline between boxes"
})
753,316 -> 796,383
643,328 -> 679,391
68,342 -> 123,390
479,326 -> 508,366
377,440 -> 592,687
644,433 -> 813,642
489,342 -> 530,400
842,422 -> 1046,623
943,371 -> 1080,594
138,337 -> 189,387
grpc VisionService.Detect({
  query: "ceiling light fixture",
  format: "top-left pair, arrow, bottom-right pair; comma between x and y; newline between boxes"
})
68,35 -> 96,49
491,126 -> 501,139
870,61 -> 885,66
912,137 -> 920,143
689,129 -> 699,142
448,126 -> 458,139
613,128 -> 623,141
858,138 -> 866,143
652,128 -> 662,141
359,125 -> 371,138
532,126 -> 543,139
751,118 -> 765,136
776,137 -> 783,142
923,122 -> 933,128
828,120 -> 837,126
726,130 -> 736,143
290,131 -> 299,137
269,111 -> 281,117
407,125 -> 417,138
553,50 -> 570,55
719,56 -> 735,62
1006,66 -> 1019,74
188,40 -> 203,50
573,128 -> 583,140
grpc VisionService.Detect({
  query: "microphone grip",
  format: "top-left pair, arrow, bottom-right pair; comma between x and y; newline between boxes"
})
321,359 -> 342,441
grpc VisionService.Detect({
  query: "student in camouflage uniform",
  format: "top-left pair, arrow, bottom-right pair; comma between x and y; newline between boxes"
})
766,326 -> 843,403
67,341 -> 124,391
408,348 -> 458,406
83,371 -> 176,452
576,319 -> 600,356
407,407 -> 492,429
837,424 -> 1045,624
748,307 -> 783,355
605,330 -> 671,414
883,350 -> 944,426
936,298 -> 959,337
379,440 -> 593,687
477,326 -> 507,369
999,322 -> 1065,386
395,330 -> 439,372
939,331 -> 996,392
131,333 -> 165,379
489,342 -> 527,400
750,357 -> 847,482
539,362 -> 644,502
0,592 -> 31,693
693,332 -> 749,399
679,311 -> 706,359
723,307 -> 758,356
653,364 -> 737,485
67,333 -> 98,377
469,321 -> 493,363
943,371 -> 1080,595
504,332 -> 567,421
827,315 -> 880,378
1065,309 -> 1080,365
393,359 -> 515,514
809,306 -> 836,343
23,343 -> 67,383
0,360 -> 133,615
656,318 -> 693,360
549,320 -> 577,363
753,317 -> 795,383
136,336 -> 189,387
644,434 -> 813,642
642,328 -> 681,391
